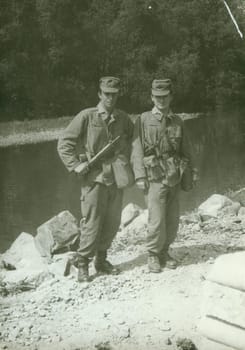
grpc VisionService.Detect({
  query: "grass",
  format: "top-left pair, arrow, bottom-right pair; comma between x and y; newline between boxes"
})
0,116 -> 73,147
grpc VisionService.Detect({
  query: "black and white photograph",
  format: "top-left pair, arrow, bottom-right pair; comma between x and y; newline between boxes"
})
0,1 -> 245,349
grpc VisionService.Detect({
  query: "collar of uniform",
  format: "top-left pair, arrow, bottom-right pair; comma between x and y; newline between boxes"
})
152,106 -> 173,121
97,102 -> 116,122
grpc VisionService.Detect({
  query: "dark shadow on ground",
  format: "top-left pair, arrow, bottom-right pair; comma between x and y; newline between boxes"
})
113,244 -> 245,272
171,244 -> 245,266
115,253 -> 148,272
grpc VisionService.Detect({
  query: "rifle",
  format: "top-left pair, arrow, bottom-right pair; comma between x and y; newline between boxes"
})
74,135 -> 121,175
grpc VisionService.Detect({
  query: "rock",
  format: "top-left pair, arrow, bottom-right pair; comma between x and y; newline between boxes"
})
165,338 -> 172,345
207,251 -> 245,291
199,316 -> 245,350
2,232 -> 47,270
221,202 -> 241,216
238,207 -> 245,217
1,269 -> 53,293
119,326 -> 131,339
180,213 -> 200,224
229,188 -> 245,206
0,255 -> 5,270
202,281 -> 245,329
38,310 -> 46,317
95,342 -> 112,350
198,194 -> 233,220
176,338 -> 197,350
121,203 -> 141,227
48,252 -> 79,276
35,211 -> 80,258
126,209 -> 148,232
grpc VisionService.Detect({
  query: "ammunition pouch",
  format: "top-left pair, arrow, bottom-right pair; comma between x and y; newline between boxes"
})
143,155 -> 162,181
163,156 -> 181,187
143,154 -> 181,186
112,154 -> 135,189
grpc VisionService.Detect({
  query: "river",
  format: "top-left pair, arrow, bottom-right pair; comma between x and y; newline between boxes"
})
0,113 -> 244,252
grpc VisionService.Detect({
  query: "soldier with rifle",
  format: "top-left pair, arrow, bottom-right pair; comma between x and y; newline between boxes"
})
57,76 -> 134,282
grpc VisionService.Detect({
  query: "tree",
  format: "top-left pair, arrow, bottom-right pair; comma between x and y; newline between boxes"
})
0,0 -> 244,120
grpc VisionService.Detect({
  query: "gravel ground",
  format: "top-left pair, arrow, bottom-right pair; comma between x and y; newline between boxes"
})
1,209 -> 245,350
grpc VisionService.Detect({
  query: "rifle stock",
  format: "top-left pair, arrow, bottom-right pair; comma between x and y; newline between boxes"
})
75,135 -> 121,175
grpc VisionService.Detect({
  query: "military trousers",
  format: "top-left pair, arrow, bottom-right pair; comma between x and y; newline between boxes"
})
147,181 -> 180,256
78,182 -> 123,259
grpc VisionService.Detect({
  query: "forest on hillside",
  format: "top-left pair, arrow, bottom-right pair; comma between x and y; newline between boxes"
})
0,0 -> 245,121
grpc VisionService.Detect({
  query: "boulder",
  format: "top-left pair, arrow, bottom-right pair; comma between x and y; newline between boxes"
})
119,209 -> 148,246
35,211 -> 80,258
221,202 -> 241,216
207,251 -> 245,291
198,194 -> 233,220
127,209 -> 148,230
2,232 -> 47,270
121,203 -> 142,227
229,188 -> 245,206
0,254 -> 5,270
238,207 -> 245,217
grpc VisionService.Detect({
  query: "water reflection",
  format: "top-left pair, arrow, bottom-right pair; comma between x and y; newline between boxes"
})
0,114 -> 245,252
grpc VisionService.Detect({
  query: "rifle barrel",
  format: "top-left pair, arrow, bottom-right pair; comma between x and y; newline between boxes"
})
89,135 -> 120,167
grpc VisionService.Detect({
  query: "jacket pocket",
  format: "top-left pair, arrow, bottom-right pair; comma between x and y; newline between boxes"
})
112,154 -> 135,189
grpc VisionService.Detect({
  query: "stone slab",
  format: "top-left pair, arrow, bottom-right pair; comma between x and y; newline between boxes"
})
199,316 -> 245,350
207,251 -> 245,291
201,281 -> 245,329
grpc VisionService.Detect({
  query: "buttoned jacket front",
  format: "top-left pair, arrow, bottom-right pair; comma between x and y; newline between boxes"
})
57,103 -> 133,185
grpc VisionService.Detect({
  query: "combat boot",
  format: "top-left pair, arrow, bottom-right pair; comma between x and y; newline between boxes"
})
94,251 -> 120,275
159,251 -> 178,269
148,255 -> 161,273
77,258 -> 89,282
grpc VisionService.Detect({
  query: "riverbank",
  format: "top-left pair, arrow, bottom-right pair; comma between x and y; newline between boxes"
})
0,117 -> 72,147
0,114 -> 201,147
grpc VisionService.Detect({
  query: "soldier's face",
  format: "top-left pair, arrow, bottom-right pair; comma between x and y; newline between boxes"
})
99,91 -> 119,111
151,93 -> 172,110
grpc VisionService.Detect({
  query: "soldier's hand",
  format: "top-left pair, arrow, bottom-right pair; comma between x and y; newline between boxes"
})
136,178 -> 149,191
74,162 -> 89,176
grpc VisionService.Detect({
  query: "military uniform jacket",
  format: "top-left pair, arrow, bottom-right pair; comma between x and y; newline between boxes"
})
131,108 -> 194,186
57,103 -> 134,186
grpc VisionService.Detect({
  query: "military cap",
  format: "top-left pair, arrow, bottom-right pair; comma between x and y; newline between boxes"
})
152,79 -> 172,96
100,76 -> 121,93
